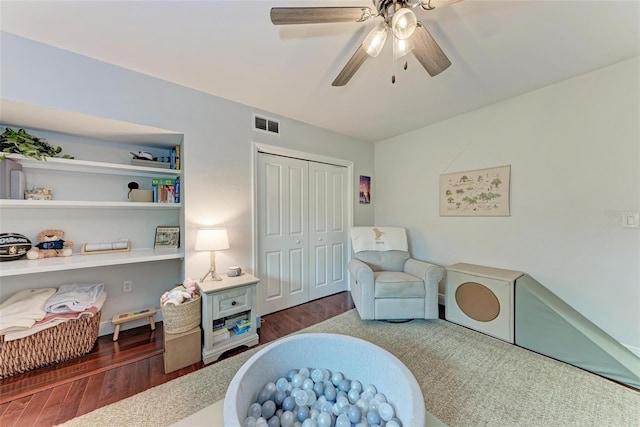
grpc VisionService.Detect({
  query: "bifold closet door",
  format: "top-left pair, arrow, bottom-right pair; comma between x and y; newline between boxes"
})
309,161 -> 348,300
257,154 -> 310,315
257,153 -> 348,316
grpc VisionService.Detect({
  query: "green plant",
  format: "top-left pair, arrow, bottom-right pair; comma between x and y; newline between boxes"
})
0,127 -> 73,161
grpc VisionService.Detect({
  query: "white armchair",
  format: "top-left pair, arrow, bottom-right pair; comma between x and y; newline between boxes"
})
349,227 -> 443,320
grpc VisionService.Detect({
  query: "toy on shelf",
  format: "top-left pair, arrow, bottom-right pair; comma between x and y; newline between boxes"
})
26,229 -> 73,259
81,239 -> 131,255
24,187 -> 52,200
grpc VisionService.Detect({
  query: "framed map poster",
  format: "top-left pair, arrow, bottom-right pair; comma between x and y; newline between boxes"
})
440,165 -> 511,217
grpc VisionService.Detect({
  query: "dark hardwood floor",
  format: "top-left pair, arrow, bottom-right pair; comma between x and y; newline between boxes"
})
0,292 -> 355,427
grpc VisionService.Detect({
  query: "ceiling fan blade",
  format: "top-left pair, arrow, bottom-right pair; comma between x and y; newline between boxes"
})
270,7 -> 372,25
332,45 -> 369,87
411,23 -> 451,77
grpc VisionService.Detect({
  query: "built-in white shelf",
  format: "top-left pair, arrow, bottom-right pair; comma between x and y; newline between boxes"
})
0,200 -> 181,209
0,248 -> 184,277
4,154 -> 181,178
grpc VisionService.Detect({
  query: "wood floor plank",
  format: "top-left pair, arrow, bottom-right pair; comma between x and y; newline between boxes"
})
0,396 -> 32,427
33,383 -> 72,427
0,292 -> 356,427
12,388 -> 52,427
53,377 -> 90,426
73,371 -> 106,418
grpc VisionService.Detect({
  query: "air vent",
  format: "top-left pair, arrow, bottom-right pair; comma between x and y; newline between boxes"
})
254,114 -> 280,135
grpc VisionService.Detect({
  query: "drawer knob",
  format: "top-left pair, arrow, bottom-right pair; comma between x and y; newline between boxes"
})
231,301 -> 237,306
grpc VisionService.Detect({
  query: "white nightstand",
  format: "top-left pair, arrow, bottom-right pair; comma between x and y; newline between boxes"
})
198,273 -> 260,364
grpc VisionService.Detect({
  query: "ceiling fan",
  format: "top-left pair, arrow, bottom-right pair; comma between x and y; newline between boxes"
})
270,0 -> 462,86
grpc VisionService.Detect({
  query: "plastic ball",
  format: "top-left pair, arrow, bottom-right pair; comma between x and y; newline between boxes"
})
347,388 -> 360,404
280,411 -> 295,427
292,374 -> 305,388
248,402 -> 262,418
317,412 -> 332,427
294,390 -> 308,406
299,367 -> 310,378
297,405 -> 310,422
335,413 -> 350,427
276,377 -> 289,392
387,418 -> 402,427
323,385 -> 337,401
364,384 -> 377,395
347,405 -> 362,423
355,398 -> 370,414
275,391 -> 287,406
262,400 -> 277,419
378,402 -> 394,421
313,382 -> 324,398
331,371 -> 344,386
242,416 -> 257,427
337,378 -> 351,392
311,369 -> 324,383
366,409 -> 382,425
282,396 -> 296,412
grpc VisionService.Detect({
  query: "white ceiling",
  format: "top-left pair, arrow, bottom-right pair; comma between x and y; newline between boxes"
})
1,0 -> 639,142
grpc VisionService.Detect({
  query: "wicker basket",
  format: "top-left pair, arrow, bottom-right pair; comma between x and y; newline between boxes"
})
161,294 -> 201,334
0,311 -> 101,379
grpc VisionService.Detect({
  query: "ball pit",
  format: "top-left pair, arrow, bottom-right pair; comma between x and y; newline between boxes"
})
223,333 -> 425,426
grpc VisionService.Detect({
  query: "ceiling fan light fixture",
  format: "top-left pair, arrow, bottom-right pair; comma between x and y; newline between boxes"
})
392,8 -> 417,40
362,21 -> 388,57
393,35 -> 414,60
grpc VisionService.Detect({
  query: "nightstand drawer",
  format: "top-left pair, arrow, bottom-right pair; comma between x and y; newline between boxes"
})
212,286 -> 250,318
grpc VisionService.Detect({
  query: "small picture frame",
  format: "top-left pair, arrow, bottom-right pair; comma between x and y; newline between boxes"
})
154,226 -> 180,249
359,175 -> 371,204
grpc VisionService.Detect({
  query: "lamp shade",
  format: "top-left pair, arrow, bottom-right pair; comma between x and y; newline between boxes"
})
195,228 -> 229,251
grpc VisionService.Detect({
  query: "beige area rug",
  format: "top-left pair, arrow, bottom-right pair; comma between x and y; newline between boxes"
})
60,309 -> 640,427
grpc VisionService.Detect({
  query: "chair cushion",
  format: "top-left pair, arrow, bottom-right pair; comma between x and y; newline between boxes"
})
354,250 -> 410,272
374,271 -> 425,298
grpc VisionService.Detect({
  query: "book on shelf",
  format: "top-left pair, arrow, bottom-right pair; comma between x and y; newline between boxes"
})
169,145 -> 180,170
131,158 -> 171,169
152,178 -> 179,203
213,328 -> 230,343
233,319 -> 251,335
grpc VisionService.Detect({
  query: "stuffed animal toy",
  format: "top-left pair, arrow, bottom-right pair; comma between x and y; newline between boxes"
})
26,229 -> 73,259
183,278 -> 198,296
161,285 -> 192,306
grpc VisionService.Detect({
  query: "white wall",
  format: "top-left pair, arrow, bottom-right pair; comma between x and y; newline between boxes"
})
0,32 -> 375,335
375,57 -> 640,352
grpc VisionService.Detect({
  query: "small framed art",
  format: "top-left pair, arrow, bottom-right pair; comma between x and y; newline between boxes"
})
359,175 -> 371,204
154,226 -> 180,249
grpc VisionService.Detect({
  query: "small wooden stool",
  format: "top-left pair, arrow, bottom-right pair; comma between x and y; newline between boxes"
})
112,307 -> 156,341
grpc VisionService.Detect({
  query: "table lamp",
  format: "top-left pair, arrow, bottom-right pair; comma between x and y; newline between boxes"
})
195,228 -> 229,282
